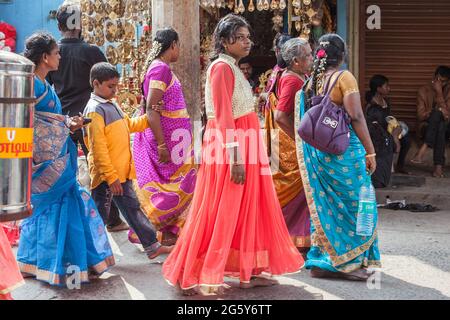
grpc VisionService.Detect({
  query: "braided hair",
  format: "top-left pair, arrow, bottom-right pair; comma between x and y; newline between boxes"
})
141,27 -> 179,84
306,33 -> 347,103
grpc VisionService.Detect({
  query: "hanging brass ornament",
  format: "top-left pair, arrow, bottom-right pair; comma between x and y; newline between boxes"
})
248,0 -> 255,12
270,0 -> 279,10
306,7 -> 316,18
263,0 -> 270,10
257,0 -> 264,11
105,20 -> 117,43
106,45 -> 119,65
124,22 -> 136,41
94,0 -> 103,12
303,0 -> 312,6
238,0 -> 245,13
279,0 -> 287,10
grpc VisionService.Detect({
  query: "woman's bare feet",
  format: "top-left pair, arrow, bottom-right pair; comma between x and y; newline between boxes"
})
148,245 -> 174,259
240,276 -> 279,289
181,287 -> 199,296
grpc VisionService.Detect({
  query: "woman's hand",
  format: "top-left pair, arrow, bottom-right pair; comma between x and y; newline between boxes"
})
158,145 -> 171,164
68,116 -> 85,132
231,163 -> 246,185
366,156 -> 377,176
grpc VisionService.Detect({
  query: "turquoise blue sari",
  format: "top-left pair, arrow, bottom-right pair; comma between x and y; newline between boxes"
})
16,78 -> 115,286
294,90 -> 381,273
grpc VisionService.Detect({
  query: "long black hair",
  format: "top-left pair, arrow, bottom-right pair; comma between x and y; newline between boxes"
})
366,74 -> 389,104
308,33 -> 347,97
210,14 -> 251,61
141,27 -> 179,83
23,32 -> 58,66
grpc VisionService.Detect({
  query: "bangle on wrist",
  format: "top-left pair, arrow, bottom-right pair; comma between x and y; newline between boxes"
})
157,142 -> 167,149
365,153 -> 376,159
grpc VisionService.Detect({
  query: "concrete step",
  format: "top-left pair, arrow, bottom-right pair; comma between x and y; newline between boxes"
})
375,174 -> 450,210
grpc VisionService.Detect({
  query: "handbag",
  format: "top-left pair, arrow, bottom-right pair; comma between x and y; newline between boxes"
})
298,71 -> 351,155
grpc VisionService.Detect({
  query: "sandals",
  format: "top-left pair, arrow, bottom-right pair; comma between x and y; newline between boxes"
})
310,267 -> 373,281
410,159 -> 423,165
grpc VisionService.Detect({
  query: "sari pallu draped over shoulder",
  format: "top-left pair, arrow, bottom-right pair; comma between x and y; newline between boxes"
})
265,72 -> 311,249
16,111 -> 114,286
294,90 -> 381,273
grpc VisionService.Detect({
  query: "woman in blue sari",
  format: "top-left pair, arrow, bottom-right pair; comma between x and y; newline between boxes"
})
17,32 -> 114,286
294,34 -> 381,280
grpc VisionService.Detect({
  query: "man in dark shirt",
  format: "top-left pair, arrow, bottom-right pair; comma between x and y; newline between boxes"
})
48,3 -> 107,155
48,3 -> 128,232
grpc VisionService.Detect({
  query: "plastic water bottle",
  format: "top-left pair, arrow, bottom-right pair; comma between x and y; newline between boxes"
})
356,176 -> 377,236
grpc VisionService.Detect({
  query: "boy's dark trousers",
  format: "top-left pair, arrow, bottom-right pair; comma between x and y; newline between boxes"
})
91,180 -> 161,255
75,129 -> 124,229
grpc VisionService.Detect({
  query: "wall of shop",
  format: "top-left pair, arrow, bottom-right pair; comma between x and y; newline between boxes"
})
0,0 -> 63,53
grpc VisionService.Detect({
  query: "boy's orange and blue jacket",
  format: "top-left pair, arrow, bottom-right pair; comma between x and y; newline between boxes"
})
83,93 -> 149,189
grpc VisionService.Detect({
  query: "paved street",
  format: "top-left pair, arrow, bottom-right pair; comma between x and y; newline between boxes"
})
12,209 -> 450,300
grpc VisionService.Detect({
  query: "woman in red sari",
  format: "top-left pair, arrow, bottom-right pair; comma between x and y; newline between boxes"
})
162,14 -> 304,296
267,38 -> 314,258
0,225 -> 24,300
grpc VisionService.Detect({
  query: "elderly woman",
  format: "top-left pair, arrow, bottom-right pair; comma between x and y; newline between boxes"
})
16,32 -> 114,286
265,38 -> 313,258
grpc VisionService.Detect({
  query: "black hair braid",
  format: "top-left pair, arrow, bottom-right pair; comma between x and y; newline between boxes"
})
306,33 -> 347,107
141,27 -> 179,84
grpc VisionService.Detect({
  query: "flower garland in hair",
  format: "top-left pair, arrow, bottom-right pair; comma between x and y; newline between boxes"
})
315,41 -> 329,90
141,40 -> 163,83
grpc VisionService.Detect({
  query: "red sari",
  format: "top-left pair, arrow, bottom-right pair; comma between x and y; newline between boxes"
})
0,225 -> 24,299
162,56 -> 304,290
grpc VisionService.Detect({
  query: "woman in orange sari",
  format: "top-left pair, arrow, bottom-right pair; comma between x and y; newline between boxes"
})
265,38 -> 313,258
162,14 -> 304,296
0,225 -> 24,300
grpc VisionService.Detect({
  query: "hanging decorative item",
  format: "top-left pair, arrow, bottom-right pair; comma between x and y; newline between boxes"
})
80,0 -> 151,116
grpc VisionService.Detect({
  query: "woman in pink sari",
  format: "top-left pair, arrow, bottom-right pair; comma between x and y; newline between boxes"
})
132,28 -> 197,246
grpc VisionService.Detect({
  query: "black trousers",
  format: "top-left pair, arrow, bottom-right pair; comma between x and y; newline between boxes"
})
73,129 -> 124,227
397,133 -> 411,168
424,110 -> 450,166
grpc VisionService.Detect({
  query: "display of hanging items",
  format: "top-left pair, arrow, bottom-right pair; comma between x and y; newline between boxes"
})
201,0 -> 287,33
80,0 -> 151,116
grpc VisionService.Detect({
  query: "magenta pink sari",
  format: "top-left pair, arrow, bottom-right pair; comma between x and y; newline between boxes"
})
133,60 -> 197,241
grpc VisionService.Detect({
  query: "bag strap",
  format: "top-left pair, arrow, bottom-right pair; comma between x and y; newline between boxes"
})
324,70 -> 345,96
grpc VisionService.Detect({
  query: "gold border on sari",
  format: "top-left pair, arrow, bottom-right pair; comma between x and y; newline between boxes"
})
160,108 -> 190,119
294,91 -> 380,271
17,255 -> 115,286
149,80 -> 167,92
0,280 -> 25,295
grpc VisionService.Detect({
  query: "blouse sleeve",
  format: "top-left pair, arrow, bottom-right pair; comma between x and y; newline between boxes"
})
276,76 -> 304,113
210,62 -> 237,145
147,62 -> 173,93
338,71 -> 359,97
